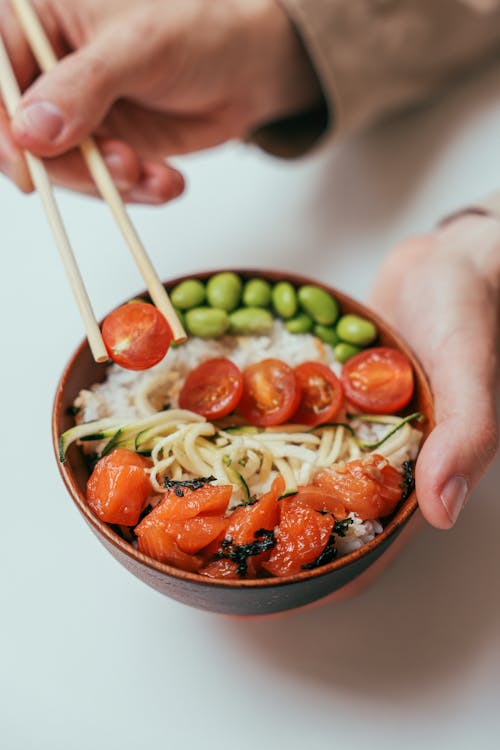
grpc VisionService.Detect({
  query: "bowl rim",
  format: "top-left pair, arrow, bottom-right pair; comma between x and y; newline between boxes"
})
52,267 -> 434,590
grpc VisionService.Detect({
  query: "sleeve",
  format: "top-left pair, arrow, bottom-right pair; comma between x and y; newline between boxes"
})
252,0 -> 500,157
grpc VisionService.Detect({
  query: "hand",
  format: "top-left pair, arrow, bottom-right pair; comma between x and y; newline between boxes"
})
0,0 -> 321,202
369,212 -> 499,528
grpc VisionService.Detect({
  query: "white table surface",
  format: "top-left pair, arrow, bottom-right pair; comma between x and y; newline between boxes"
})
1,59 -> 500,750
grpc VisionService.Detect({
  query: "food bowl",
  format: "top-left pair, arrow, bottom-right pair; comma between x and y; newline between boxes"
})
52,270 -> 434,616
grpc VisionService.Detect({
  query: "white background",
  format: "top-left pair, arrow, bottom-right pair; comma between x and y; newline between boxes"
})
1,58 -> 499,750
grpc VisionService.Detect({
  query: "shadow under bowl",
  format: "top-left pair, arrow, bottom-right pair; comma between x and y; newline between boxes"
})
52,269 -> 434,616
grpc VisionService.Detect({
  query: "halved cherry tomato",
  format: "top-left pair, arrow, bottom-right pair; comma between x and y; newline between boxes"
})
293,362 -> 344,426
238,358 -> 300,426
263,499 -> 334,577
86,448 -> 152,526
313,454 -> 403,520
341,346 -> 414,414
179,358 -> 243,419
102,301 -> 172,370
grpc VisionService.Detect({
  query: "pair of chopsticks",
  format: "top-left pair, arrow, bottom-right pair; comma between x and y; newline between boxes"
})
0,0 -> 186,363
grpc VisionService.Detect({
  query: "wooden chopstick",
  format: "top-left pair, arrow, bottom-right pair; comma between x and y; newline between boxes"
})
0,32 -> 109,363
10,0 -> 187,344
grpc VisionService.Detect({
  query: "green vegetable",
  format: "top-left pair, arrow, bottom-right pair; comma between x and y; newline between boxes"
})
285,312 -> 314,334
223,425 -> 261,435
354,412 -> 423,449
272,281 -> 298,319
334,342 -> 362,363
170,279 -> 206,310
229,307 -> 274,335
297,285 -> 339,325
206,272 -> 242,311
336,314 -> 378,346
242,278 -> 272,308
223,456 -> 251,502
185,307 -> 230,338
314,324 -> 339,347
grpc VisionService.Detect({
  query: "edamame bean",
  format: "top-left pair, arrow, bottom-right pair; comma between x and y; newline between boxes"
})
229,307 -> 274,335
285,313 -> 314,334
334,342 -> 362,363
242,278 -> 272,308
185,307 -> 229,338
314,324 -> 339,347
272,281 -> 298,319
206,272 -> 242,311
170,279 -> 206,310
298,285 -> 339,325
336,314 -> 378,346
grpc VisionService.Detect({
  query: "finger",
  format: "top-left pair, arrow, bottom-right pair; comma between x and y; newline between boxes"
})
46,141 -> 184,205
11,29 -> 133,157
414,264 -> 499,529
0,99 -> 32,191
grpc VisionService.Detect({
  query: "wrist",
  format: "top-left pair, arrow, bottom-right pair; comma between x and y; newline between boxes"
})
241,0 -> 323,126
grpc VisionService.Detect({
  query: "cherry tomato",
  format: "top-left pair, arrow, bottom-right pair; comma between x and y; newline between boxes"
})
293,361 -> 344,426
238,358 -> 300,427
102,301 -> 172,370
179,358 -> 243,419
341,347 -> 414,414
313,454 -> 403,520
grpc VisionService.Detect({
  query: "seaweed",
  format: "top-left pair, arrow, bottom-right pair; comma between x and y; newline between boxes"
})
214,528 -> 276,577
400,460 -> 415,501
163,475 -> 216,496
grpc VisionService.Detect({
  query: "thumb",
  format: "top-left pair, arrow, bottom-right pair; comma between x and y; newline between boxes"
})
415,299 -> 499,529
11,38 -> 126,157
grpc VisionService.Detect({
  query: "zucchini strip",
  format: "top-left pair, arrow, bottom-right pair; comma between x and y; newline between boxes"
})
355,412 -> 423,450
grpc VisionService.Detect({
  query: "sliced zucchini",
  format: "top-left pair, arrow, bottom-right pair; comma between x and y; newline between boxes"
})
222,455 -> 251,502
356,412 -> 423,450
223,425 -> 261,435
58,417 -> 124,461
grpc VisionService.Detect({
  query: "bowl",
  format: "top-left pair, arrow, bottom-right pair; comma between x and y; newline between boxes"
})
52,269 -> 434,616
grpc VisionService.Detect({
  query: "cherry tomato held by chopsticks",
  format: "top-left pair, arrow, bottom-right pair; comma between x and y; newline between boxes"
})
102,301 -> 172,370
179,358 -> 244,419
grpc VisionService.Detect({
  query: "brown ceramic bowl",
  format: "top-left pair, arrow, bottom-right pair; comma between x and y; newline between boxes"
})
52,269 -> 434,616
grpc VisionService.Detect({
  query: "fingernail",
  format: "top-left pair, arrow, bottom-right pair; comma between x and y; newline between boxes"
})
440,475 -> 469,524
104,153 -> 132,191
14,102 -> 64,142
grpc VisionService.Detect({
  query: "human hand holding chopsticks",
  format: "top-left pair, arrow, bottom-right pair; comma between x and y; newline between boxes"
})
0,0 -> 321,201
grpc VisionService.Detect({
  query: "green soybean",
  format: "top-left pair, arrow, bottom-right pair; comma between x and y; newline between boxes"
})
334,342 -> 362,363
336,314 -> 378,346
242,278 -> 272,308
206,272 -> 242,311
314,324 -> 339,347
285,313 -> 314,334
185,307 -> 229,338
272,281 -> 298,319
298,285 -> 339,325
170,279 -> 206,310
229,307 -> 273,335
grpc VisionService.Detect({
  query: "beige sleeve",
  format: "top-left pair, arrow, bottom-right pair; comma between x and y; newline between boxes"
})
253,0 -> 500,157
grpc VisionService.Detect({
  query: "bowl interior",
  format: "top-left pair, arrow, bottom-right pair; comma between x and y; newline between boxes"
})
53,269 -> 435,593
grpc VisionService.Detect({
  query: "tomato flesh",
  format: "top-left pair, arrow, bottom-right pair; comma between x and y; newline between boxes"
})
238,358 -> 300,426
179,358 -> 243,419
102,301 -> 172,370
86,448 -> 152,525
313,454 -> 403,520
293,361 -> 344,426
341,347 -> 414,414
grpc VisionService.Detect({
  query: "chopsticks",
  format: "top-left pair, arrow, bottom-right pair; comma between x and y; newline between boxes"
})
3,0 -> 187,358
0,31 -> 109,362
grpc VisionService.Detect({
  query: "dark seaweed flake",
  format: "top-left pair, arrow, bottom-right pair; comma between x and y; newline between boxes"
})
400,461 -> 415,501
214,528 -> 276,577
163,476 -> 217,493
